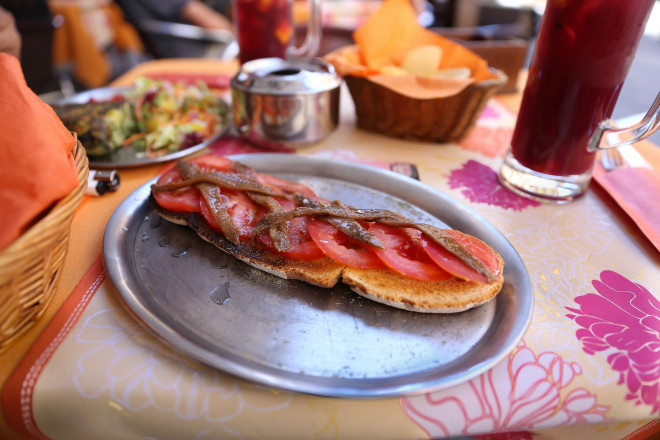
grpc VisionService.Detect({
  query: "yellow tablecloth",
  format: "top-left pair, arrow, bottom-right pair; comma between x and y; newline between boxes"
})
1,59 -> 659,440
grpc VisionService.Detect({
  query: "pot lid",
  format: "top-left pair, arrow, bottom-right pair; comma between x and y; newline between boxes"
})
230,58 -> 342,95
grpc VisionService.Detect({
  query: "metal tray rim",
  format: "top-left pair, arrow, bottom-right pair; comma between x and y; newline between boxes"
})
103,153 -> 533,398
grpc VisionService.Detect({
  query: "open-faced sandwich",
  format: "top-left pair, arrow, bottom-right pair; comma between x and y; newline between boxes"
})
150,154 -> 505,313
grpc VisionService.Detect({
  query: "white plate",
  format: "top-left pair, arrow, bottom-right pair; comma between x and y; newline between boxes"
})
103,154 -> 533,398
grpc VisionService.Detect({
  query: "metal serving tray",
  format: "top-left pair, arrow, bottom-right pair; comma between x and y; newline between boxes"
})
103,154 -> 533,398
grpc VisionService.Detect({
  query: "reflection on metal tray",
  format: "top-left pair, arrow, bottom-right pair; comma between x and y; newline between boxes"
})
103,154 -> 533,398
55,86 -> 230,169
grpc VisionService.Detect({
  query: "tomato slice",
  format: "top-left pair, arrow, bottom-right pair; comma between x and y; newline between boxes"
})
308,217 -> 384,269
257,199 -> 324,261
188,154 -> 234,172
225,190 -> 260,239
421,229 -> 502,283
152,154 -> 233,212
369,224 -> 452,281
255,172 -> 316,197
258,217 -> 325,260
152,165 -> 201,212
201,188 -> 259,240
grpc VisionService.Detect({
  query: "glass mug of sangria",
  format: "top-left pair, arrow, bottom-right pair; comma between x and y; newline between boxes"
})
233,0 -> 321,64
498,0 -> 660,203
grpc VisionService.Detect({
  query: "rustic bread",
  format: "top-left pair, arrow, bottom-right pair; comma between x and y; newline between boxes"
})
342,265 -> 504,313
153,197 -> 505,313
154,200 -> 345,288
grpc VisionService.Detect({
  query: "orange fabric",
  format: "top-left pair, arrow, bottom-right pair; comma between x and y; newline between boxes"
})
353,0 -> 418,69
592,162 -> 660,253
50,2 -> 110,87
0,54 -> 78,251
2,255 -> 105,439
49,2 -> 145,87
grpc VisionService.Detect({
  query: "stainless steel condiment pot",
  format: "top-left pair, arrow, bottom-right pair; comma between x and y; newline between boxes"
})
230,58 -> 341,149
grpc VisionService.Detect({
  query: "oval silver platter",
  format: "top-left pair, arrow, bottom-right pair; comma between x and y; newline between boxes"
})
55,86 -> 230,169
103,154 -> 533,398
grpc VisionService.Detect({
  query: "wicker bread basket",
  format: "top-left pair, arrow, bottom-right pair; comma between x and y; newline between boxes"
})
344,68 -> 507,143
0,134 -> 89,352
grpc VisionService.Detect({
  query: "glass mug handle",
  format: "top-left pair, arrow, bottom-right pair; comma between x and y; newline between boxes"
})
588,91 -> 660,152
288,0 -> 321,58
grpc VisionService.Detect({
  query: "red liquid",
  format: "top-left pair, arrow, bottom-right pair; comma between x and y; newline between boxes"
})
234,0 -> 293,64
511,0 -> 654,176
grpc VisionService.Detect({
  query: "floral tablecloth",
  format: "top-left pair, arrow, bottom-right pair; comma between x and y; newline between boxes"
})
1,62 -> 659,440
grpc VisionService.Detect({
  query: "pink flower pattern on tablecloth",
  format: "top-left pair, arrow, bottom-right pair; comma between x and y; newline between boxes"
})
401,342 -> 609,438
480,104 -> 502,119
458,126 -> 514,157
566,270 -> 660,415
447,160 -> 540,211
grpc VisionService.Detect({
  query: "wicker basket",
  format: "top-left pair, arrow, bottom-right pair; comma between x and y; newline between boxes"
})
344,69 -> 507,143
0,134 -> 89,352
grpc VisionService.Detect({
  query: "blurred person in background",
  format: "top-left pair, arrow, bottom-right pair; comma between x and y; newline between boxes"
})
114,0 -> 233,58
0,5 -> 21,58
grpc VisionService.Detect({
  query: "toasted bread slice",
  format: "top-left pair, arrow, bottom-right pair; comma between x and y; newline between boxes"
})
341,265 -> 504,313
153,196 -> 505,313
153,199 -> 345,288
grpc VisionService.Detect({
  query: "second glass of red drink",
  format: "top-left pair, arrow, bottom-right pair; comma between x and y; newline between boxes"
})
498,0 -> 658,203
233,0 -> 321,64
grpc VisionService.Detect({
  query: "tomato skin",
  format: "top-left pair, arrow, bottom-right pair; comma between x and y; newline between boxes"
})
421,229 -> 502,283
256,172 -> 316,197
369,224 -> 452,281
201,188 -> 259,240
188,155 -> 234,172
256,199 -> 324,261
153,166 -> 201,212
222,189 -> 260,239
308,218 -> 384,269
258,218 -> 325,260
152,154 -> 234,212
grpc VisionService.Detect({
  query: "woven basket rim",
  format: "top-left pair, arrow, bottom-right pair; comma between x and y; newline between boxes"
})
471,67 -> 508,89
326,44 -> 509,89
0,133 -> 89,262
345,67 -> 508,90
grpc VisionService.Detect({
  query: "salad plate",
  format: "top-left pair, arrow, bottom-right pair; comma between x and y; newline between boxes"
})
103,154 -> 533,398
54,84 -> 231,169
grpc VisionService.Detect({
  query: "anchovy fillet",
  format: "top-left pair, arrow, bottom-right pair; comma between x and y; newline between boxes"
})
151,171 -> 290,198
232,161 -> 290,252
299,198 -> 384,249
177,161 -> 241,245
154,159 -> 495,281
253,203 -> 495,281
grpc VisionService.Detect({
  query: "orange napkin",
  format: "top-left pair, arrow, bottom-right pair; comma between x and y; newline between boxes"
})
593,164 -> 660,253
0,54 -> 78,251
324,0 -> 497,99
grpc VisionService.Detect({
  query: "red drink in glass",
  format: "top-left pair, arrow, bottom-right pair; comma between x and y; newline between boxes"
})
499,0 -> 655,202
234,0 -> 294,64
